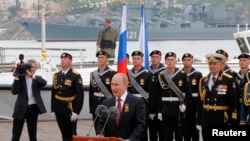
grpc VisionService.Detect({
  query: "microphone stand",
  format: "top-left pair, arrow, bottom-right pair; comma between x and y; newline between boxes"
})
100,111 -> 112,135
86,115 -> 98,136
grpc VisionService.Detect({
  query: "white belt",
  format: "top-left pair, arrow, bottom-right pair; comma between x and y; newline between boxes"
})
94,92 -> 105,97
162,97 -> 179,101
192,93 -> 198,97
133,94 -> 142,97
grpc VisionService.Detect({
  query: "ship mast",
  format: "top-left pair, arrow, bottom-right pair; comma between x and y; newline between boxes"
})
40,0 -> 46,62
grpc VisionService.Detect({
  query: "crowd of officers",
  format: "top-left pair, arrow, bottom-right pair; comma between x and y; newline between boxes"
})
49,49 -> 250,141
89,49 -> 250,141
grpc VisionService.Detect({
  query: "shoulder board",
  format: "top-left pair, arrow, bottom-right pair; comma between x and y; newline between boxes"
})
72,69 -> 80,75
55,71 -> 60,74
230,69 -> 236,73
222,72 -> 232,78
202,76 -> 208,82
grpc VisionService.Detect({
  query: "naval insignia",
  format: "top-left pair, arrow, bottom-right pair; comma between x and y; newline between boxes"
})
106,78 -> 110,84
178,80 -> 183,86
78,78 -> 82,84
140,79 -> 144,85
192,79 -> 196,85
232,82 -> 236,89
152,76 -> 155,82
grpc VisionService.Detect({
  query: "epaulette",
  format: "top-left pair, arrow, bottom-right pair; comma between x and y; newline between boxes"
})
203,75 -> 208,82
230,69 -> 236,73
72,69 -> 80,74
54,71 -> 60,75
222,72 -> 232,78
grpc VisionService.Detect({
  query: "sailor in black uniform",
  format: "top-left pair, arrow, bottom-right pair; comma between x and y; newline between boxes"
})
51,52 -> 84,141
181,53 -> 203,141
89,51 -> 116,133
148,50 -> 165,141
127,50 -> 154,141
157,52 -> 192,141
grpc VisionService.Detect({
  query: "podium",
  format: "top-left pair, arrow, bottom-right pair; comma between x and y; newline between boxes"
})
73,136 -> 122,141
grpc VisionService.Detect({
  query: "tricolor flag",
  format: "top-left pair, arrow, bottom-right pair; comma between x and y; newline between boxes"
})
117,3 -> 127,74
138,3 -> 149,69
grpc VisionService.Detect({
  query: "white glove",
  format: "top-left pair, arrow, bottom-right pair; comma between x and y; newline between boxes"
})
149,114 -> 155,120
196,125 -> 202,131
179,104 -> 186,113
70,112 -> 78,122
51,112 -> 55,118
157,113 -> 162,121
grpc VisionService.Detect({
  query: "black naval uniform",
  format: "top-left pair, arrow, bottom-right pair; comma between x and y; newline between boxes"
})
183,68 -> 202,141
51,68 -> 84,141
148,63 -> 165,141
197,71 -> 238,141
127,67 -> 154,141
223,65 -> 241,124
157,68 -> 192,141
89,66 -> 116,133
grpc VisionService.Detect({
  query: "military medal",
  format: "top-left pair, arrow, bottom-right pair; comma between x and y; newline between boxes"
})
192,79 -> 196,85
140,79 -> 144,85
106,78 -> 110,84
178,80 -> 183,86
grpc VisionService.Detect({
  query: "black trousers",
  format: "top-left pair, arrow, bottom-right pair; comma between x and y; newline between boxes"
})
162,114 -> 184,141
55,112 -> 76,141
184,112 -> 199,141
148,115 -> 164,141
12,104 -> 39,141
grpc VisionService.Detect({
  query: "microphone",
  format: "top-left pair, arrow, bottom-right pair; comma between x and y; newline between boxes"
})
86,105 -> 108,136
108,106 -> 119,120
100,106 -> 119,135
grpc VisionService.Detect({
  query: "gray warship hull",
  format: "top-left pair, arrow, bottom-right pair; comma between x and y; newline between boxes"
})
23,21 -> 245,41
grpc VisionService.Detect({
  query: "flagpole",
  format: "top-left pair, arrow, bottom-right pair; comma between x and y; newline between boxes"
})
138,0 -> 149,69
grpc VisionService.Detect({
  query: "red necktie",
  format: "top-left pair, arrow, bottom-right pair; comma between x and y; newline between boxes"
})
116,98 -> 121,126
212,76 -> 216,84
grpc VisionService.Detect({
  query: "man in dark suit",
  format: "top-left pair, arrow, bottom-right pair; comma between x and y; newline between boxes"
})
96,73 -> 146,141
11,59 -> 47,141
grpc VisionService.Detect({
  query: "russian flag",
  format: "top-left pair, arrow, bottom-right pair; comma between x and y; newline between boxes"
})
117,3 -> 127,75
138,3 -> 149,69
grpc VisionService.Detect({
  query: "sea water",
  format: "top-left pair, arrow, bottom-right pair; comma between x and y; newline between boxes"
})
0,40 -> 241,64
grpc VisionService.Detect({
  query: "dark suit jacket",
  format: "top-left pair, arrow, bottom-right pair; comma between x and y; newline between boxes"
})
11,75 -> 47,120
96,93 -> 146,141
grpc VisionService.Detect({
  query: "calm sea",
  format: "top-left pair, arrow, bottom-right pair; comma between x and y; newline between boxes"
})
0,40 -> 241,64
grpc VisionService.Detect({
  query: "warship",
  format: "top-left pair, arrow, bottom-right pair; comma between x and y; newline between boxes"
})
19,1 -> 250,41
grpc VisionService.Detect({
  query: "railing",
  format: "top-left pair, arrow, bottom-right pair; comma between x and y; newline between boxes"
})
0,47 -> 87,73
